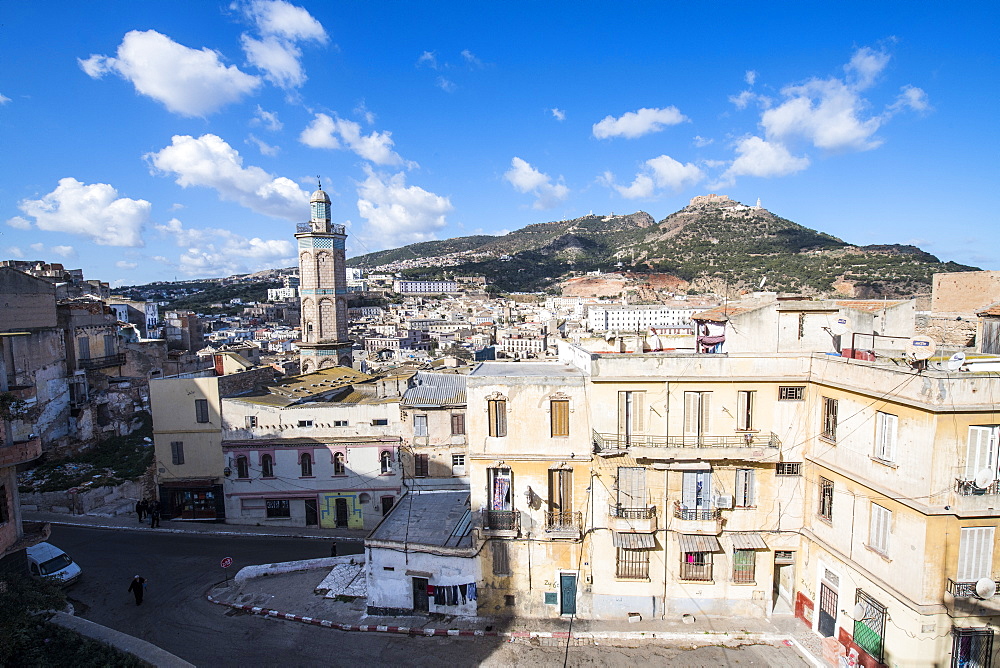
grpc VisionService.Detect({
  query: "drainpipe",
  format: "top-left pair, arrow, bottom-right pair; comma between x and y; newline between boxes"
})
662,467 -> 669,620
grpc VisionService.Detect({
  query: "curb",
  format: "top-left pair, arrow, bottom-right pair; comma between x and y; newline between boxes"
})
43,519 -> 366,542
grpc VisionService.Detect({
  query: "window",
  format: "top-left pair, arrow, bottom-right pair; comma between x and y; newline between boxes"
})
819,477 -> 834,521
874,412 -> 898,462
265,499 -> 290,518
958,527 -> 995,581
821,397 -> 838,442
681,470 -> 712,510
616,548 -> 650,580
853,590 -> 887,663
261,454 -> 274,477
380,450 -> 392,474
869,503 -> 891,554
103,333 -> 116,356
414,453 -> 429,477
245,415 -> 257,428
488,399 -> 507,437
297,420 -> 313,428
680,551 -> 713,581
776,462 -> 802,476
372,418 -> 388,426
616,467 -> 647,509
683,391 -> 712,441
732,549 -> 756,583
333,452 -> 345,476
451,454 -> 466,475
488,467 -> 513,511
492,541 -> 511,576
236,456 -> 249,479
0,485 -> 8,524
550,399 -> 570,438
413,414 -> 428,437
300,452 -> 313,477
333,420 -> 348,427
964,426 -> 999,482
451,413 -> 465,435
547,468 -> 573,526
952,627 -> 995,668
618,391 -> 645,445
735,469 -> 755,508
736,391 -> 755,431
779,386 -> 804,401
195,398 -> 210,423
77,336 -> 91,360
170,441 -> 184,466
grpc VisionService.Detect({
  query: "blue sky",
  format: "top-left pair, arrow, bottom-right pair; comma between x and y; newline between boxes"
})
2,2 -> 997,286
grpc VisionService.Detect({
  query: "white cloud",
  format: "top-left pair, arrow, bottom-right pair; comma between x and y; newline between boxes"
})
355,168 -> 452,244
0,93 -> 10,105
693,135 -> 714,147
241,34 -> 304,88
417,51 -> 438,69
845,46 -> 890,89
237,0 -> 328,43
592,106 -> 688,139
551,108 -> 566,121
116,260 -> 138,269
504,157 -> 570,209
604,155 -> 704,199
436,77 -> 456,93
461,49 -> 483,68
78,30 -> 261,117
890,84 -> 930,113
51,245 -> 76,258
155,216 -> 295,276
6,246 -> 24,258
6,216 -> 32,230
146,134 -> 308,220
745,70 -> 757,86
729,90 -> 755,110
354,100 -> 376,125
299,113 -> 406,166
252,105 -> 283,131
718,136 -> 810,185
247,134 -> 279,156
16,177 -> 149,246
29,243 -> 44,252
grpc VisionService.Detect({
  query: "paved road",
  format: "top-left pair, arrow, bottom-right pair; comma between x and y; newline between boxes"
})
51,525 -> 809,667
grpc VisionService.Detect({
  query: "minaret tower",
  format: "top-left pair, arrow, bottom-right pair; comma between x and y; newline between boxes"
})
296,180 -> 352,372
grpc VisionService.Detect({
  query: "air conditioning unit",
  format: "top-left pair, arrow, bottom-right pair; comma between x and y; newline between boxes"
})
715,495 -> 734,509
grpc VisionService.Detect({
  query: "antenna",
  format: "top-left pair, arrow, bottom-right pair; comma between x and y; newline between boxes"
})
976,577 -> 997,599
831,317 -> 852,336
758,276 -> 767,289
974,468 -> 995,490
905,336 -> 936,361
947,351 -> 967,371
852,602 -> 867,620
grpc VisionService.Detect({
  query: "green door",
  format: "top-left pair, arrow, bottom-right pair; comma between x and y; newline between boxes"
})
559,574 -> 577,615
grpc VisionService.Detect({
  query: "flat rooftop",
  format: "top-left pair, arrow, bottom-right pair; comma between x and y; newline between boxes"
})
470,361 -> 583,378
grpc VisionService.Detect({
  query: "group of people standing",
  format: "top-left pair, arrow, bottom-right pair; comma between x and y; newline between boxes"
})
135,498 -> 161,527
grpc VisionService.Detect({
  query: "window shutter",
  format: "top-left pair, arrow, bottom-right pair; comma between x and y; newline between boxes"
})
551,400 -> 569,437
684,393 -> 699,436
958,527 -> 994,581
618,467 -> 646,507
966,427 -> 999,480
632,392 -> 644,433
700,393 -> 711,434
682,471 -> 697,508
737,391 -> 748,430
492,541 -> 511,575
618,392 -> 628,435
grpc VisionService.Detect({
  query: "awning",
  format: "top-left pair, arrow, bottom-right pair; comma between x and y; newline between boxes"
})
729,532 -> 768,550
613,532 -> 656,549
677,534 -> 721,552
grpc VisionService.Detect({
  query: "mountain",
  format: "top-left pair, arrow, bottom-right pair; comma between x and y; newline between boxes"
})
347,196 -> 977,297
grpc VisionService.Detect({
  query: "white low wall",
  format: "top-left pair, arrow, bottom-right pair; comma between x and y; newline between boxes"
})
234,555 -> 364,582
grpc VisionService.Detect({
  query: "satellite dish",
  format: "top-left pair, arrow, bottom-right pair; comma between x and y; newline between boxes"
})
831,317 -> 852,336
906,336 -> 937,361
947,351 -> 967,371
974,468 -> 995,490
852,602 -> 866,620
976,577 -> 997,599
605,330 -> 615,342
759,276 -> 767,289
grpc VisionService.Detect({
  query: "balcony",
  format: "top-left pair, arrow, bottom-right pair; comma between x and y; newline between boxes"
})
672,501 -> 723,535
947,578 -> 1000,598
955,478 -> 1000,496
544,511 -> 582,539
593,430 -> 779,461
952,478 -> 1000,512
479,509 -> 520,537
609,504 -> 657,533
0,437 -> 42,468
78,353 -> 126,370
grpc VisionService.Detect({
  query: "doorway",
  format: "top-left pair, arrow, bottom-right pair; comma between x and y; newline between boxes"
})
559,574 -> 577,615
381,496 -> 395,516
304,499 -> 318,526
772,551 -> 794,613
818,581 -> 838,637
412,577 -> 429,612
334,498 -> 349,528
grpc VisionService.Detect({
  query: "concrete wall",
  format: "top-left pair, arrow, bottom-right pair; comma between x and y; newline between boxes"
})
151,375 -> 224,482
0,267 -> 57,330
932,271 -> 1000,316
366,547 -> 479,616
20,480 -> 145,515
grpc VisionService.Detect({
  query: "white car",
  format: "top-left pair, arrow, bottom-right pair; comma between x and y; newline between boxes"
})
26,542 -> 82,586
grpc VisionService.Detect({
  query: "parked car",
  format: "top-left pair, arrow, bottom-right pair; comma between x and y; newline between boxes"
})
26,542 -> 82,586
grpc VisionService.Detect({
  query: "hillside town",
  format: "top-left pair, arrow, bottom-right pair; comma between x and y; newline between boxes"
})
3,188 -> 1000,668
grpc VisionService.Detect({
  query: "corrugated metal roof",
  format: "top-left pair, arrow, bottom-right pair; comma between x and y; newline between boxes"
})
729,532 -> 768,550
402,372 -> 467,407
613,532 -> 656,549
677,534 -> 721,552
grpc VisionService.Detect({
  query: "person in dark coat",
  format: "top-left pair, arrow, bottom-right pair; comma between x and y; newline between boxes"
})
135,499 -> 146,523
149,504 -> 161,528
128,575 -> 146,605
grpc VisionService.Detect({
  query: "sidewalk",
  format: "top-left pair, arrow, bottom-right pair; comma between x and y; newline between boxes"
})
206,566 -> 824,665
22,510 -> 369,542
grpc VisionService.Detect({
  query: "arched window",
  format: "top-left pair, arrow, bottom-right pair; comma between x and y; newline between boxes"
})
359,493 -> 371,504
333,451 -> 345,476
380,451 -> 392,474
236,456 -> 249,479
261,454 -> 274,478
300,452 -> 313,477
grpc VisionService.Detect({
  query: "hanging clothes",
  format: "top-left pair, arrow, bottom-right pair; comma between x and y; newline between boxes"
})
467,582 -> 477,601
434,588 -> 446,605
459,583 -> 468,605
426,585 -> 436,595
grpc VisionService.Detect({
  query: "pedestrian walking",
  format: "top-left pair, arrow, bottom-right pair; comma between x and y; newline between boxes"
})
127,575 -> 146,606
149,504 -> 161,528
330,542 -> 338,557
135,499 -> 145,523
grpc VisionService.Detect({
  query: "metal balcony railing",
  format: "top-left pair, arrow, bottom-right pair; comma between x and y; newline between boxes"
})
545,511 -> 582,532
947,578 -> 1000,598
480,509 -> 520,533
594,430 -> 779,452
679,561 -> 713,582
296,222 -> 346,235
955,478 -> 1000,496
78,353 -> 126,370
673,501 -> 721,521
609,504 -> 657,520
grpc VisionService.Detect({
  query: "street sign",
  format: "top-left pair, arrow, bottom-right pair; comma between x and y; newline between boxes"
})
221,557 -> 233,569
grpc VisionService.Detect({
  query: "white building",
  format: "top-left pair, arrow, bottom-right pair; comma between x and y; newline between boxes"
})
586,305 -> 698,334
